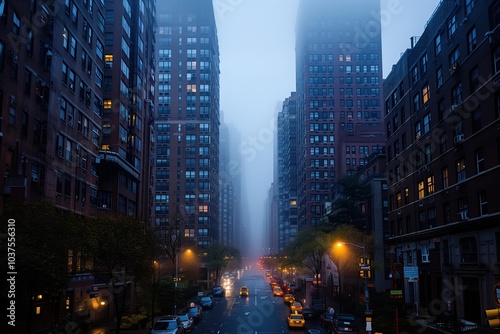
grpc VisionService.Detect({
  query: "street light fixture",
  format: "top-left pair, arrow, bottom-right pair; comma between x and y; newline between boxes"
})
337,241 -> 372,334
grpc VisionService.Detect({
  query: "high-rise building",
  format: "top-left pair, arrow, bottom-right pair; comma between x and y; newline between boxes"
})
1,0 -> 157,330
155,0 -> 220,250
295,0 -> 385,229
277,93 -> 298,251
384,0 -> 500,324
99,0 -> 156,221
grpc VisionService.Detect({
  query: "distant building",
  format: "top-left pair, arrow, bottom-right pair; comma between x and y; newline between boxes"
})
277,93 -> 299,251
384,0 -> 500,324
295,0 -> 386,230
155,0 -> 220,251
219,120 -> 242,248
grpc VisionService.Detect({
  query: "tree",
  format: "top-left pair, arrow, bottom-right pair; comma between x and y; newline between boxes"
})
205,242 -> 240,286
81,215 -> 153,334
2,201 -> 76,333
325,174 -> 372,230
155,215 -> 184,278
283,228 -> 330,297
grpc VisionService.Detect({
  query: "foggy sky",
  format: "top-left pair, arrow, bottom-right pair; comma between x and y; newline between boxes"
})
214,0 -> 440,257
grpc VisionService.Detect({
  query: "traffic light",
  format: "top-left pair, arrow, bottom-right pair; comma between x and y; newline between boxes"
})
485,308 -> 500,328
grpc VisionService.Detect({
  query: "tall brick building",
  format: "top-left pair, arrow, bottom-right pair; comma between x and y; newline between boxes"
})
384,0 -> 500,324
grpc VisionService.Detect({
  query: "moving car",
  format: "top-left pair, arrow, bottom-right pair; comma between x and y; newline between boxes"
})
239,286 -> 249,297
290,301 -> 303,313
287,312 -> 306,328
212,285 -> 225,297
284,294 -> 295,304
273,286 -> 284,296
150,315 -> 185,334
177,313 -> 194,332
200,296 -> 213,309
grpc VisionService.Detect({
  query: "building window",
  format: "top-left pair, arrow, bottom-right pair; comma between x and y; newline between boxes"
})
427,175 -> 434,194
475,148 -> 484,173
423,113 -> 431,134
422,84 -> 430,104
404,188 -> 409,204
425,144 -> 432,164
447,14 -> 457,39
436,67 -> 443,87
465,0 -> 475,16
421,245 -> 430,263
434,34 -> 441,56
415,121 -> 421,140
456,158 -> 466,182
460,237 -> 478,263
467,27 -> 477,55
478,191 -> 487,216
413,93 -> 420,111
452,83 -> 462,105
418,181 -> 425,199
442,167 -> 449,188
449,47 -> 460,71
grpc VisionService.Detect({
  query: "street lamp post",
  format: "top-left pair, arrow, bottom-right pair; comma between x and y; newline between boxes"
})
337,242 -> 371,334
174,252 -> 179,314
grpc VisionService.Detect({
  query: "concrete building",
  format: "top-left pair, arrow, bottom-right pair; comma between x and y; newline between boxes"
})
384,0 -> 500,324
155,0 -> 220,251
295,0 -> 386,230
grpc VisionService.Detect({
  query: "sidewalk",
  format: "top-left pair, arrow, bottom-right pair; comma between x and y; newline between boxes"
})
82,290 -> 213,334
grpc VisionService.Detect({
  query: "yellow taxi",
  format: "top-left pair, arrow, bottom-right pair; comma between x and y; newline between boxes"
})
287,312 -> 305,328
239,286 -> 249,297
273,286 -> 284,296
284,294 -> 295,304
290,301 -> 303,313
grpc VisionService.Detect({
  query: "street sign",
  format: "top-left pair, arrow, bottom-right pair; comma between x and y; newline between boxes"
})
404,266 -> 419,281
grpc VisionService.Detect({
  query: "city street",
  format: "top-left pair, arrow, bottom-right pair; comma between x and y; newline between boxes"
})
188,267 -> 329,334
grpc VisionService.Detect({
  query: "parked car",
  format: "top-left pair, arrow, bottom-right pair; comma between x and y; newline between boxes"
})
177,313 -> 194,332
185,305 -> 202,323
150,315 -> 185,334
200,296 -> 213,309
328,313 -> 359,334
301,307 -> 320,319
212,285 -> 225,297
